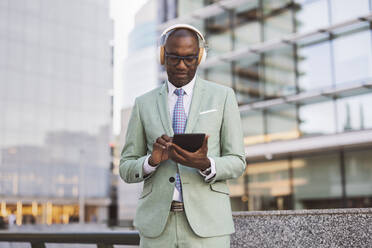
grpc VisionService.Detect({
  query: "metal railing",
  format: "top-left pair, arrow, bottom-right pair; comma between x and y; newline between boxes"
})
0,231 -> 140,248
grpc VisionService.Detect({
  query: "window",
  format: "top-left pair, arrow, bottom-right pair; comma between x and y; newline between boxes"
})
234,55 -> 262,104
295,0 -> 329,33
293,154 -> 342,209
333,30 -> 372,85
299,101 -> 336,136
298,41 -> 333,91
247,160 -> 292,210
266,105 -> 298,142
263,45 -> 296,98
344,149 -> 372,207
331,0 -> 370,24
336,93 -> 372,132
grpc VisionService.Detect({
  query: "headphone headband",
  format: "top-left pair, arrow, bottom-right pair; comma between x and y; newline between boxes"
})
160,24 -> 206,44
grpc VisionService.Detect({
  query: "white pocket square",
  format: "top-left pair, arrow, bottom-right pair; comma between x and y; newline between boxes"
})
199,109 -> 217,115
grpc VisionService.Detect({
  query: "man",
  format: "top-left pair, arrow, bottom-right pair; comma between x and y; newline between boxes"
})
120,24 -> 245,247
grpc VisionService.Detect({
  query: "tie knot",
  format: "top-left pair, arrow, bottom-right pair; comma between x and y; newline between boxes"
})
174,88 -> 185,96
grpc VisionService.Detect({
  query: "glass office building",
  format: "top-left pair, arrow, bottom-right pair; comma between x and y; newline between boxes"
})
158,0 -> 372,211
0,0 -> 113,224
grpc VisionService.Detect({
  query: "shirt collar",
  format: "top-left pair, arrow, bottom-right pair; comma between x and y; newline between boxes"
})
167,74 -> 197,96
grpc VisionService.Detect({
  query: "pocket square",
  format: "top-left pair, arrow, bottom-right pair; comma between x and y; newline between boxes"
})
199,109 -> 217,115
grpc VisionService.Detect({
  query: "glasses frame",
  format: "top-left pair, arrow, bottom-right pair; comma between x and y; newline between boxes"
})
164,50 -> 199,67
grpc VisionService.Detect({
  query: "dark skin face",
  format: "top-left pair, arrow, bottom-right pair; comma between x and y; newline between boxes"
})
164,34 -> 199,88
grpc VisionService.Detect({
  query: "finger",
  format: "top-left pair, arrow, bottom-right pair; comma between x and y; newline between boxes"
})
154,142 -> 166,150
161,134 -> 172,142
168,146 -> 188,164
156,137 -> 168,146
170,143 -> 192,158
170,146 -> 200,168
203,135 -> 209,147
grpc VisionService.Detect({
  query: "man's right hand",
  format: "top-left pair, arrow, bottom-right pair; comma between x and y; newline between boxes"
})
149,134 -> 172,166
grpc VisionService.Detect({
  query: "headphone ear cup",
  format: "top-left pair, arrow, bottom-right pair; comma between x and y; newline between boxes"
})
198,47 -> 207,65
197,47 -> 204,65
159,46 -> 165,65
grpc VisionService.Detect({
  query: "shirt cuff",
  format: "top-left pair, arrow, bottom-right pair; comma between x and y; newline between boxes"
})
198,157 -> 216,182
143,155 -> 158,175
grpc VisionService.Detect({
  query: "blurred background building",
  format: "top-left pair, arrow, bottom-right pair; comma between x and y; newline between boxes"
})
0,0 -> 113,225
153,0 -> 372,212
1,0 -> 371,228
116,0 -> 158,222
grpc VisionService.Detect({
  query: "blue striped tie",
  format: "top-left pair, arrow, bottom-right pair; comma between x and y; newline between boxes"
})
173,89 -> 186,195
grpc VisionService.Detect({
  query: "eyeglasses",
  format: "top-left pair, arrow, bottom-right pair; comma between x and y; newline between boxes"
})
165,50 -> 198,67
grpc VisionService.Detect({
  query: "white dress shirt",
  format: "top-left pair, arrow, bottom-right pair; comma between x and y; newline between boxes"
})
143,75 -> 216,202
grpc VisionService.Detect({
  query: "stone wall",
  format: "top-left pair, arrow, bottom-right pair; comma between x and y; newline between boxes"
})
231,208 -> 372,248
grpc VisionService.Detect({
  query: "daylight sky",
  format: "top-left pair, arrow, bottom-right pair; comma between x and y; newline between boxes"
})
110,0 -> 148,134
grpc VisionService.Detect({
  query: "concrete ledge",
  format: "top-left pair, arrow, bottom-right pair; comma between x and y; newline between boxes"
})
232,208 -> 372,248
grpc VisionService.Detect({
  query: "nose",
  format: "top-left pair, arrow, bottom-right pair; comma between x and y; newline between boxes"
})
176,58 -> 187,70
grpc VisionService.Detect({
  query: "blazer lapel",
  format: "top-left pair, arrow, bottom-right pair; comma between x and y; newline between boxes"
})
185,77 -> 205,133
157,82 -> 174,136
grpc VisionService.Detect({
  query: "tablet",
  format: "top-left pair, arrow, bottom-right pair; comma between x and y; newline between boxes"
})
172,133 -> 205,153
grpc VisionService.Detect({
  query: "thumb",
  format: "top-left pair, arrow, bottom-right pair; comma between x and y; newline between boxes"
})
202,135 -> 209,150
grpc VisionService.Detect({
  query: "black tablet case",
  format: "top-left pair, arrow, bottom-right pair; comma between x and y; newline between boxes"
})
173,133 -> 205,152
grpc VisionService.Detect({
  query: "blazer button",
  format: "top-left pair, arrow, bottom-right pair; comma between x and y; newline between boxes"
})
135,173 -> 139,178
169,177 -> 175,183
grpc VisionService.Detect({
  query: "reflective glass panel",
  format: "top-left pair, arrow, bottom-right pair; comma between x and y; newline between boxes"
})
293,153 -> 342,209
263,45 -> 296,98
266,106 -> 299,142
331,0 -> 370,24
344,149 -> 372,207
0,1 -> 112,203
247,160 -> 291,210
298,41 -> 333,91
333,30 -> 372,85
234,55 -> 263,104
263,5 -> 293,41
234,1 -> 260,49
206,12 -> 232,57
241,110 -> 265,145
205,62 -> 232,87
177,0 -> 204,17
295,0 -> 329,33
299,101 -> 336,136
336,93 -> 372,132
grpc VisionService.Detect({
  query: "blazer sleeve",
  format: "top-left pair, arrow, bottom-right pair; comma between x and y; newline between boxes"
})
119,98 -> 150,183
209,88 -> 246,183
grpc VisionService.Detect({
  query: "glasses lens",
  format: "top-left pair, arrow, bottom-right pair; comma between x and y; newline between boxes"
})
166,55 -> 180,66
184,57 -> 197,66
165,53 -> 198,66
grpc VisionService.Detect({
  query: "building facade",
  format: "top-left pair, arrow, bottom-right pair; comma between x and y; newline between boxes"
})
117,0 -> 158,221
158,0 -> 372,211
0,0 -> 113,224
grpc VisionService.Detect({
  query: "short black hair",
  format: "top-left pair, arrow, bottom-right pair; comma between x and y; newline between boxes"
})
165,28 -> 199,47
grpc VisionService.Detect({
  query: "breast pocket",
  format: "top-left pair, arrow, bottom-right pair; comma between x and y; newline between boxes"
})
194,110 -> 221,135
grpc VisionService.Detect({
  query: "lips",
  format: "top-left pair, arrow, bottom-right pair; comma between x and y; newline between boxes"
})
175,73 -> 187,77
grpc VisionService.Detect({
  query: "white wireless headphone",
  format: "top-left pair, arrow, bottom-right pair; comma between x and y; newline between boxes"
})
158,24 -> 207,66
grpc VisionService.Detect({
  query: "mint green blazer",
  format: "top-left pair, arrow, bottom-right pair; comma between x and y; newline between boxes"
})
119,76 -> 246,238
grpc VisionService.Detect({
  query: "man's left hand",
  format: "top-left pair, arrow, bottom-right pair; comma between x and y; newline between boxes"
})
167,135 -> 210,170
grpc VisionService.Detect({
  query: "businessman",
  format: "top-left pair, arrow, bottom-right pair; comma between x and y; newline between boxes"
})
119,24 -> 246,248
